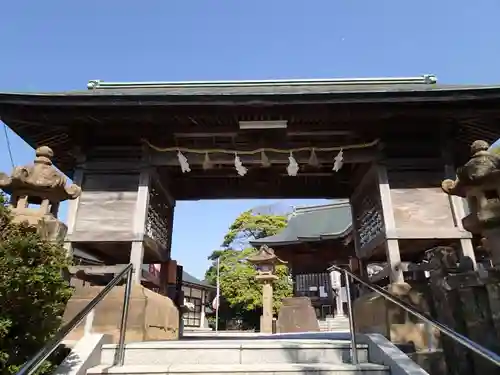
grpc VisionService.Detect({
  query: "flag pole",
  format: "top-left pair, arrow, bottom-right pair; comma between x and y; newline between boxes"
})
215,256 -> 220,332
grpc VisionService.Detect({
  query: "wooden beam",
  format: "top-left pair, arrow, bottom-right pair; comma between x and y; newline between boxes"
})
287,130 -> 355,137
68,265 -> 161,286
80,161 -> 147,172
172,130 -> 354,138
169,181 -> 349,200
174,132 -> 238,138
181,172 -> 340,179
386,228 -> 473,240
67,230 -> 144,242
68,265 -> 128,275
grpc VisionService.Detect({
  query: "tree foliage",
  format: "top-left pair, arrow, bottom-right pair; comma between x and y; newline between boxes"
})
220,210 -> 288,249
0,194 -> 73,374
205,210 -> 292,329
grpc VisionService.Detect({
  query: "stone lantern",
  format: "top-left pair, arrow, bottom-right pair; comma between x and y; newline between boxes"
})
0,146 -> 81,241
441,140 -> 500,266
247,245 -> 286,333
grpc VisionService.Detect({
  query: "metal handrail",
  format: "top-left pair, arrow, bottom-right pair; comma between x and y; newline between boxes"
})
17,263 -> 134,375
328,264 -> 500,367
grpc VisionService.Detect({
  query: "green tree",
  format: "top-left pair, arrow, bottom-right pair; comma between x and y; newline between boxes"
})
221,210 -> 289,249
205,210 -> 292,329
0,194 -> 73,374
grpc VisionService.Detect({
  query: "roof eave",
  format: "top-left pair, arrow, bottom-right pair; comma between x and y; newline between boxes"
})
319,225 -> 353,240
250,239 -> 299,247
251,226 -> 352,247
183,280 -> 216,290
2,86 -> 500,107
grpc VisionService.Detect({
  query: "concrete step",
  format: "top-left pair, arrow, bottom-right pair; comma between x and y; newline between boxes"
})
100,340 -> 370,366
318,318 -> 349,322
318,318 -> 350,332
88,363 -> 389,375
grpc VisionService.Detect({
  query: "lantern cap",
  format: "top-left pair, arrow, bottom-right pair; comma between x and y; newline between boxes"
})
247,245 -> 287,266
0,145 -> 81,204
442,140 -> 500,198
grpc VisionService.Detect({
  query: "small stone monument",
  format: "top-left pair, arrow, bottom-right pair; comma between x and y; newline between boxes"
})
441,140 -> 500,266
247,245 -> 286,334
0,146 -> 81,240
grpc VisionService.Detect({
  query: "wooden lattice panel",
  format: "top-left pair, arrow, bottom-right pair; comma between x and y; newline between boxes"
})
351,172 -> 384,252
146,179 -> 172,250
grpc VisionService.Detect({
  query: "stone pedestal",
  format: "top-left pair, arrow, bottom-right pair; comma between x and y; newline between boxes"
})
261,281 -> 273,333
63,283 -> 180,342
353,282 -> 437,351
276,297 -> 320,333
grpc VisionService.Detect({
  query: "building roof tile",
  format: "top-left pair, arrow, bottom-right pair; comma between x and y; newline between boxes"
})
250,201 -> 351,247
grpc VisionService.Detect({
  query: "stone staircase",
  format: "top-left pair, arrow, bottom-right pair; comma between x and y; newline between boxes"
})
86,336 -> 390,374
318,316 -> 351,332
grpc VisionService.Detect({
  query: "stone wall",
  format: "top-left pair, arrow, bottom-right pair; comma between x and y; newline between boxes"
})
353,283 -> 438,351
63,283 -> 179,343
427,250 -> 500,375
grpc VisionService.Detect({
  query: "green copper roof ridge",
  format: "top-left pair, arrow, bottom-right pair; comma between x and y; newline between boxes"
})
293,201 -> 351,213
87,75 -> 437,90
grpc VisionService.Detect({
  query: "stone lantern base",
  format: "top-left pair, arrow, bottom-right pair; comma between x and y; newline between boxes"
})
276,297 -> 320,333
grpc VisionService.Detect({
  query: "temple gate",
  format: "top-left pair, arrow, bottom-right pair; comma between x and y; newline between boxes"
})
2,74 -> 500,342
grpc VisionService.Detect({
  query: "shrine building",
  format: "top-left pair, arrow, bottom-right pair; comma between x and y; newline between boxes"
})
251,201 -> 353,319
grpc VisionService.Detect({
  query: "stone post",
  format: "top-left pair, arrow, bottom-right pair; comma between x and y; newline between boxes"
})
0,146 -> 82,240
441,140 -> 500,266
330,270 -> 345,317
247,245 -> 286,334
261,281 -> 274,333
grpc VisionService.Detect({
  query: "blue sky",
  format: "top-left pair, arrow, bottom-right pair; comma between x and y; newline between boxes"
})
1,0 -> 500,278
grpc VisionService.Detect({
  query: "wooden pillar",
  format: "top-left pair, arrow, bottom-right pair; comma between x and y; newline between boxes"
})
357,258 -> 368,278
64,167 -> 84,257
130,168 -> 151,284
159,261 -> 169,295
444,164 -> 477,268
166,203 -> 175,260
377,164 -> 404,283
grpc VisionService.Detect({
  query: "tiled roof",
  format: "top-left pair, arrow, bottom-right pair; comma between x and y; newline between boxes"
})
250,202 -> 351,246
182,270 -> 214,289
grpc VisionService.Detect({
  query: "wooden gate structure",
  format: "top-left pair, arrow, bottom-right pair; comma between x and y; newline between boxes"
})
2,75 -> 500,344
0,75 -> 493,281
